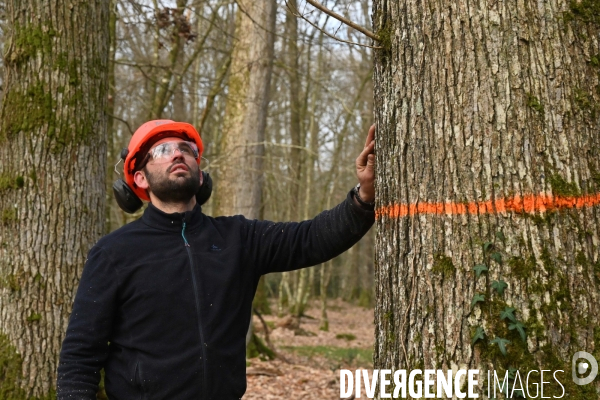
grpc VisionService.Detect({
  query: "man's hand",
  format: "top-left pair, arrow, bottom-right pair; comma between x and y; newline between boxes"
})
355,124 -> 375,203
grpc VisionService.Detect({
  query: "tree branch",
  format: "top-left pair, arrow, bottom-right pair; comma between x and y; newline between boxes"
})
303,0 -> 380,42
285,1 -> 381,49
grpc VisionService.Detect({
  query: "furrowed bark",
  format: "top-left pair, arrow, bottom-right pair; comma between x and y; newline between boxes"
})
0,0 -> 109,397
373,0 -> 600,397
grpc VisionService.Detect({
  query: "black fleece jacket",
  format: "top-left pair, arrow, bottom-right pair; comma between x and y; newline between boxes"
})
57,190 -> 374,399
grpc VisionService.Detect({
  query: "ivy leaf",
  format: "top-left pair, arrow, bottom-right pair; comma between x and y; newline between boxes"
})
509,321 -> 527,342
490,252 -> 503,264
471,294 -> 485,309
496,231 -> 506,242
491,280 -> 508,295
472,326 -> 485,345
473,264 -> 488,278
500,307 -> 517,323
483,242 -> 494,253
490,336 -> 511,356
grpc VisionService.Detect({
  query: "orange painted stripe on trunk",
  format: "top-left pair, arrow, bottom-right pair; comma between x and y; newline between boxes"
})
376,193 -> 600,219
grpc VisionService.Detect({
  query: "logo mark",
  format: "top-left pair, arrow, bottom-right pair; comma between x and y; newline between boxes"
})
210,244 -> 221,251
572,351 -> 598,385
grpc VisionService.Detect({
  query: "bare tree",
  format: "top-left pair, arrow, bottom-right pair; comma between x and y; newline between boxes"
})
214,0 -> 277,219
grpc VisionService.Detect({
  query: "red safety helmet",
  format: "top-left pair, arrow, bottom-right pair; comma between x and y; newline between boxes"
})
123,120 -> 204,201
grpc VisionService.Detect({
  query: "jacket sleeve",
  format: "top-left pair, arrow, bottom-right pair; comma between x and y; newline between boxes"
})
57,246 -> 118,399
242,189 -> 375,276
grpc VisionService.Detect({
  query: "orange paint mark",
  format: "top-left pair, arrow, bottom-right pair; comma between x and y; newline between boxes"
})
376,193 -> 600,219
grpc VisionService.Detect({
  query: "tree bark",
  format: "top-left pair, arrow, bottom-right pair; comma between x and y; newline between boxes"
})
373,0 -> 600,397
215,0 -> 277,219
0,0 -> 109,397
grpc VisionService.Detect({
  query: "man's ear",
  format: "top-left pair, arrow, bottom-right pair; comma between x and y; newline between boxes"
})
134,170 -> 149,190
199,168 -> 204,186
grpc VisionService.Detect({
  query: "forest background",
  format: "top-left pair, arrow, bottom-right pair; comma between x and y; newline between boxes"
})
1,0 -> 600,398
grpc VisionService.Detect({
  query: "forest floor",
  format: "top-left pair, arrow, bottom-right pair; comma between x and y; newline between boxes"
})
244,299 -> 374,399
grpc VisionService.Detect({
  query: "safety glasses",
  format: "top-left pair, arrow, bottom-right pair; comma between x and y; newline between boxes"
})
145,141 -> 199,165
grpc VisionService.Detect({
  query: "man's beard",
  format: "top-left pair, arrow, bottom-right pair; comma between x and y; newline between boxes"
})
144,163 -> 200,204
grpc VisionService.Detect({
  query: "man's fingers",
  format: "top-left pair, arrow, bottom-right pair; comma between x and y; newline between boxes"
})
364,124 -> 376,148
356,140 -> 375,168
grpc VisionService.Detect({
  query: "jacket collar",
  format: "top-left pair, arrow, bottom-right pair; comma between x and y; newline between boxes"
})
142,202 -> 203,232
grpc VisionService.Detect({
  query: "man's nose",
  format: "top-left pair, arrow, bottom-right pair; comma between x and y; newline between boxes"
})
171,148 -> 185,160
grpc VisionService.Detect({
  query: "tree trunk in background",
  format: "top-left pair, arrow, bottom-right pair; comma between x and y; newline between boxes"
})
215,0 -> 276,219
285,0 -> 303,219
373,0 -> 599,397
106,0 -> 118,234
0,0 -> 108,397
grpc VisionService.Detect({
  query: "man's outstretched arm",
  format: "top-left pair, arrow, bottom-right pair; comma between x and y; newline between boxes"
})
57,246 -> 117,399
243,125 -> 376,275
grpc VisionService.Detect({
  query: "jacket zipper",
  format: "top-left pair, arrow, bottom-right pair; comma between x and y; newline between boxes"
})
182,221 -> 208,399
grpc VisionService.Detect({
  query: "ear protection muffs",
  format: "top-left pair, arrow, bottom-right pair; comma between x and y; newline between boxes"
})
112,149 -> 213,214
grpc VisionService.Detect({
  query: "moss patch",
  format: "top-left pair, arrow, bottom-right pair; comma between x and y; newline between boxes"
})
376,22 -> 393,52
282,345 -> 373,368
432,254 -> 456,276
8,24 -> 57,66
526,93 -> 545,114
246,333 -> 275,361
508,255 -> 536,280
0,174 -> 25,191
26,313 -> 41,323
548,174 -> 580,197
0,333 -> 57,399
565,0 -> 600,25
1,209 -> 17,225
1,82 -> 57,141
336,333 -> 357,341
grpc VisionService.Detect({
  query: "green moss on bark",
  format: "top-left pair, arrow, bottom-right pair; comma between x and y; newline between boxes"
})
0,333 -> 56,400
432,254 -> 455,276
376,23 -> 393,53
7,24 -> 57,66
1,82 -> 57,141
526,93 -> 545,114
565,0 -> 600,25
548,174 -> 580,197
508,255 -> 536,280
0,173 -> 25,191
1,209 -> 17,225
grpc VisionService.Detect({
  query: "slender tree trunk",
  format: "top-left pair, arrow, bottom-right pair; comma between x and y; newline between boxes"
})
373,0 -> 600,397
149,0 -> 188,119
215,0 -> 277,219
319,260 -> 332,331
106,0 -> 118,234
215,0 -> 276,354
285,0 -> 303,219
0,0 -> 109,397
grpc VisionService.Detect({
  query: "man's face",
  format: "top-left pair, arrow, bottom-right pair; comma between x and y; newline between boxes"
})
137,137 -> 201,204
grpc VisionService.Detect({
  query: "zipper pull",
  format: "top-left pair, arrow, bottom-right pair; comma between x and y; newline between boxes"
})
181,222 -> 190,247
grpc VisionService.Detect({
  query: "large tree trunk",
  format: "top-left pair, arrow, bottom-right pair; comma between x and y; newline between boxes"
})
373,0 -> 599,397
215,0 -> 277,219
0,1 -> 109,398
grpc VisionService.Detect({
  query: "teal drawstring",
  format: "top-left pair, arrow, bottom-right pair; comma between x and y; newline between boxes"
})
182,222 -> 190,247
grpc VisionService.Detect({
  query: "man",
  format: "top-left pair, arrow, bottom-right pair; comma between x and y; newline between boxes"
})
57,120 -> 376,399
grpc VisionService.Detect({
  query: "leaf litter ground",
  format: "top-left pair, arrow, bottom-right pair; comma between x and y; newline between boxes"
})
244,299 -> 374,399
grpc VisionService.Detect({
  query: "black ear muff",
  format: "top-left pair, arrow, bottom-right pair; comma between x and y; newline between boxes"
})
196,171 -> 212,206
113,178 -> 143,214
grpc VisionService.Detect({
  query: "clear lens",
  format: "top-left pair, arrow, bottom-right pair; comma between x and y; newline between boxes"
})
149,141 -> 199,163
